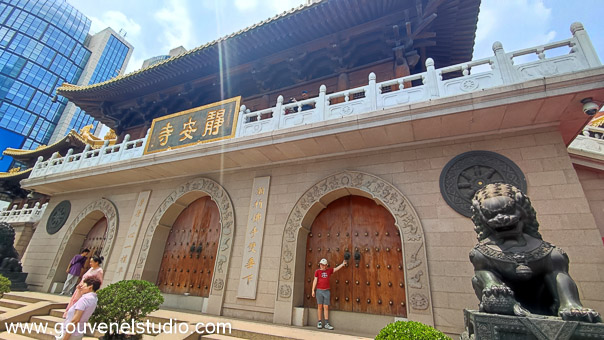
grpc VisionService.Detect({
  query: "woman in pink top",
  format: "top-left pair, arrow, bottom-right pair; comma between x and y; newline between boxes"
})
63,255 -> 104,318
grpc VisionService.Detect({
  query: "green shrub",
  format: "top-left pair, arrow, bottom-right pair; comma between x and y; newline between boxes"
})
0,274 -> 10,297
90,280 -> 164,339
376,320 -> 451,340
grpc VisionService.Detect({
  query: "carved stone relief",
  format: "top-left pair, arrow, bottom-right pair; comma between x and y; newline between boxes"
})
275,171 -> 432,316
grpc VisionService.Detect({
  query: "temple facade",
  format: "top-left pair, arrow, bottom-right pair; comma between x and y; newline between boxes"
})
15,0 -> 604,335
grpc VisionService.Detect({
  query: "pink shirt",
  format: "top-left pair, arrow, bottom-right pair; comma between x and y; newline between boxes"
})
62,292 -> 97,337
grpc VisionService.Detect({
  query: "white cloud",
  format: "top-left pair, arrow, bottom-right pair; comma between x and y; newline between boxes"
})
474,0 -> 555,59
234,0 -> 258,11
154,0 -> 194,52
89,10 -> 141,38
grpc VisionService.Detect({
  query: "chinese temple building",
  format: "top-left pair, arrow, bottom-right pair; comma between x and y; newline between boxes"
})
15,0 -> 604,335
0,126 -> 116,258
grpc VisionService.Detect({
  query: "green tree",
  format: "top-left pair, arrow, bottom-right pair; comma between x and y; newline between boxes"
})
90,280 -> 163,339
0,274 -> 10,298
376,320 -> 451,340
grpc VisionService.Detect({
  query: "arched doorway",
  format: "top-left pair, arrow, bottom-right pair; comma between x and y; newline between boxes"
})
156,196 -> 220,296
274,171 -> 432,327
44,198 -> 118,293
303,196 -> 406,316
80,217 -> 107,274
133,177 -> 235,315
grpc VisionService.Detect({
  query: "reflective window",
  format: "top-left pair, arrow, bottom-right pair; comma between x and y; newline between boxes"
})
0,0 -> 92,162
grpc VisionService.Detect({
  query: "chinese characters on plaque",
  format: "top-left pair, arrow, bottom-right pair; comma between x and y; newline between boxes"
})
237,176 -> 270,299
143,97 -> 241,155
114,190 -> 151,280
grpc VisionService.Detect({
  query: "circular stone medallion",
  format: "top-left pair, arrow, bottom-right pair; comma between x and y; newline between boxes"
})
46,200 -> 71,235
439,151 -> 526,217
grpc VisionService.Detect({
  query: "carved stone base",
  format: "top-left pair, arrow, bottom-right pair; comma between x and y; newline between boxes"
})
462,310 -> 604,340
0,270 -> 28,291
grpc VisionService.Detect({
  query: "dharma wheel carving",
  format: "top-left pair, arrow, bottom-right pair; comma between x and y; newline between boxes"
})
439,151 -> 526,217
46,200 -> 71,235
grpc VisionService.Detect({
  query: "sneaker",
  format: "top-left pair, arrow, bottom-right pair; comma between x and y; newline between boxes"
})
317,321 -> 323,329
324,323 -> 334,330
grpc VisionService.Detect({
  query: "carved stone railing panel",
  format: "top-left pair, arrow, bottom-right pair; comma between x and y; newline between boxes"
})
0,202 -> 48,224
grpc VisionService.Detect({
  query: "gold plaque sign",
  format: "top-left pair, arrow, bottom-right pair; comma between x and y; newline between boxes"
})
143,96 -> 241,154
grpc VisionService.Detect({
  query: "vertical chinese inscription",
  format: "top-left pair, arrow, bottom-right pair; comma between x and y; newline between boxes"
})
237,176 -> 270,299
115,190 -> 151,280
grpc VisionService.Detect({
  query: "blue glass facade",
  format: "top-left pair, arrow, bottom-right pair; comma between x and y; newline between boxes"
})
68,34 -> 129,132
0,0 -> 91,171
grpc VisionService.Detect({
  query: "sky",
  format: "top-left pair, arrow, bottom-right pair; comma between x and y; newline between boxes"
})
64,0 -> 604,75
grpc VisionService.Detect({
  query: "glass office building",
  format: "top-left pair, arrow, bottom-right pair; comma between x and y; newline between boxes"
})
64,32 -> 131,133
0,0 -> 132,172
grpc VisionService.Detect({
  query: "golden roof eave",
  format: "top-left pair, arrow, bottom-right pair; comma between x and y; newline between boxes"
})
0,167 -> 32,179
57,1 -> 316,94
2,130 -> 87,157
589,114 -> 604,128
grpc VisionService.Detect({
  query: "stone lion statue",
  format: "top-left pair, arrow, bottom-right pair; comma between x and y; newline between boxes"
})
469,183 -> 601,323
0,222 -> 22,272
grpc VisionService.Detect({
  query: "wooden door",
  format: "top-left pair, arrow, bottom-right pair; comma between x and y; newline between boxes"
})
303,196 -> 406,317
157,196 -> 220,297
80,217 -> 107,275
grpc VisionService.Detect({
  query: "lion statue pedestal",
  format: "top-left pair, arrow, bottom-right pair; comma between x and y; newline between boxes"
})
461,184 -> 601,340
0,222 -> 28,291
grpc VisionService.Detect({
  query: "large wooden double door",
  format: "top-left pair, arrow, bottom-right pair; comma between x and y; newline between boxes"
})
303,196 -> 406,317
157,196 -> 220,297
80,217 -> 107,275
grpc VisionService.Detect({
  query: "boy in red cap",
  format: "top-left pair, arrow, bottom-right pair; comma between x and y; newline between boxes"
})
311,257 -> 347,330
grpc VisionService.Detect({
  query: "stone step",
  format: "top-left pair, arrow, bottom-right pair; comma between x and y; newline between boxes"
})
202,334 -> 244,340
0,299 -> 28,309
0,331 -> 38,340
29,315 -> 63,329
2,293 -> 45,304
0,305 -> 11,314
49,308 -> 64,318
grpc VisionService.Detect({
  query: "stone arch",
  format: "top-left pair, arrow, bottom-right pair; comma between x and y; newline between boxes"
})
273,171 -> 433,326
132,177 -> 234,315
45,198 -> 118,292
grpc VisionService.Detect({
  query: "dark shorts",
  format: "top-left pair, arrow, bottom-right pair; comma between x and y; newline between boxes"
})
316,289 -> 330,306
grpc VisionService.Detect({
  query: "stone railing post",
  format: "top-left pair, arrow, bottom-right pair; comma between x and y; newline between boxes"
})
367,73 -> 377,111
571,22 -> 601,67
492,41 -> 519,84
96,140 -> 110,165
236,105 -> 246,138
46,152 -> 60,176
424,58 -> 440,98
59,148 -> 74,172
274,96 -> 283,130
116,134 -> 131,160
32,156 -> 44,177
78,144 -> 91,169
317,85 -> 326,121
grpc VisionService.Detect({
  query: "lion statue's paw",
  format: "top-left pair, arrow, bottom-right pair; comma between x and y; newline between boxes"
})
480,285 -> 516,315
559,307 -> 602,323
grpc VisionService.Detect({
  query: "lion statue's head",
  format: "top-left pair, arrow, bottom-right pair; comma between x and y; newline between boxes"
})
470,183 -> 541,241
0,222 -> 16,250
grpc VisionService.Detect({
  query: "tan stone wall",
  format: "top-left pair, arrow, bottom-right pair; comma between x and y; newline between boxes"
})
575,166 -> 604,241
21,126 -> 604,335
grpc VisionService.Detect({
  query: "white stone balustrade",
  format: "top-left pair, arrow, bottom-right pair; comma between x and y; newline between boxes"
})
28,23 -> 600,179
30,134 -> 147,178
236,23 -> 599,138
568,125 -> 604,160
0,202 -> 48,224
